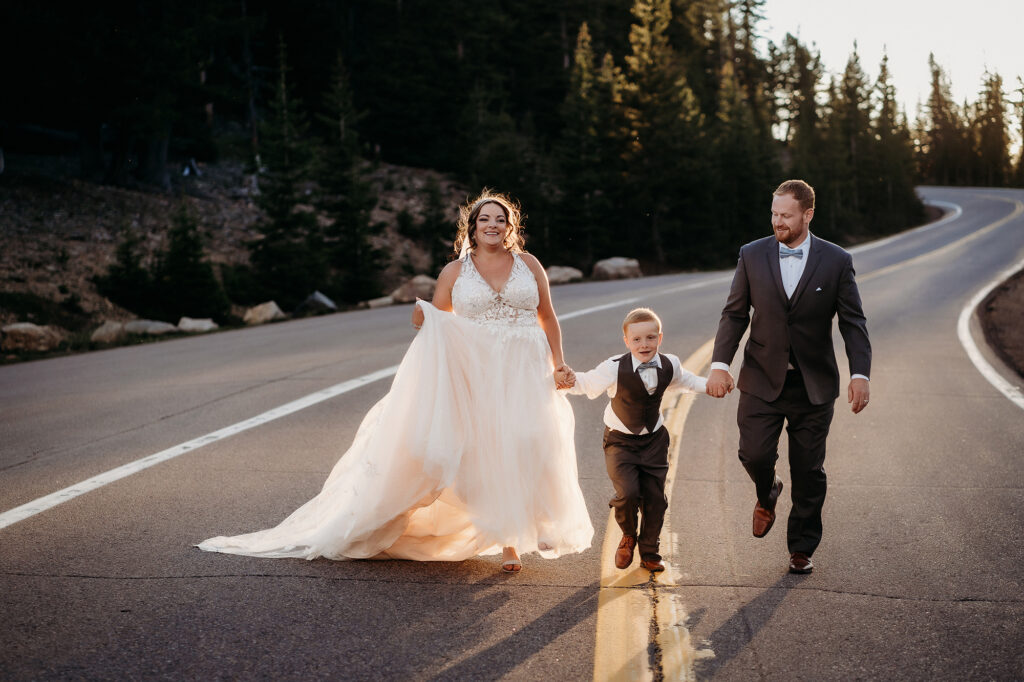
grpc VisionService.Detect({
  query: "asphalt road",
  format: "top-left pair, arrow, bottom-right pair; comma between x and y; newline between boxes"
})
2,186 -> 1023,680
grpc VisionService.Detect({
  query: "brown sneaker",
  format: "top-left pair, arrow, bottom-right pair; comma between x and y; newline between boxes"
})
615,535 -> 637,569
789,552 -> 813,574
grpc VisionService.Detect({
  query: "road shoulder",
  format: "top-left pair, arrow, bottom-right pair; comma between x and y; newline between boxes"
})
980,265 -> 1024,379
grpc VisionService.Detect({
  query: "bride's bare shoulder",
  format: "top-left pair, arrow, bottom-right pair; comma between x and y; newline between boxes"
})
436,259 -> 463,286
517,253 -> 549,282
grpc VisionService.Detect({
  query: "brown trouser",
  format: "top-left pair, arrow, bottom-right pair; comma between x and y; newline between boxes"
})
603,425 -> 671,562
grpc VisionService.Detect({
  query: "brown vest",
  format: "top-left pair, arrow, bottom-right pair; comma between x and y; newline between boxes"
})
610,352 -> 674,434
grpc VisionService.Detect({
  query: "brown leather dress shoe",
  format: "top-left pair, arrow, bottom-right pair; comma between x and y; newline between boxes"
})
640,558 -> 665,572
752,478 -> 783,538
615,535 -> 636,569
789,552 -> 813,574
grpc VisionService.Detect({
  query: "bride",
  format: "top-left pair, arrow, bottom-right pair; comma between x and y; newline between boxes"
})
197,191 -> 594,573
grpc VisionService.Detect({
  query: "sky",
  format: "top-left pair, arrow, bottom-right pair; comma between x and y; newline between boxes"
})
759,0 -> 1024,125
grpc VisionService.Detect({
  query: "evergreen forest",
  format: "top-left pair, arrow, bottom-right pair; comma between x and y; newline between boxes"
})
5,0 -> 1024,314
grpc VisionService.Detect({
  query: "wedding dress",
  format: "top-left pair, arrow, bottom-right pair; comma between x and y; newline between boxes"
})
198,252 -> 594,561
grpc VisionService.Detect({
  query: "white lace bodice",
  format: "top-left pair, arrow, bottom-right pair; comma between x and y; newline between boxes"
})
452,252 -> 540,331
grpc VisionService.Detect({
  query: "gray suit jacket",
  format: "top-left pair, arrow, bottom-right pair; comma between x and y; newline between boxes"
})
712,235 -> 871,405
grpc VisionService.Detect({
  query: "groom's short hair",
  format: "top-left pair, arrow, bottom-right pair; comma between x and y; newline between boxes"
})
623,307 -> 662,335
774,179 -> 815,212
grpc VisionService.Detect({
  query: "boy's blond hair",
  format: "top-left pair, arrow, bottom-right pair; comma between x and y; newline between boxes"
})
622,307 -> 662,335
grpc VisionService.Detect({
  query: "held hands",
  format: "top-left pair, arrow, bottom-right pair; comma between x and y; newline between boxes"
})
848,377 -> 870,413
706,368 -> 735,398
553,364 -> 576,390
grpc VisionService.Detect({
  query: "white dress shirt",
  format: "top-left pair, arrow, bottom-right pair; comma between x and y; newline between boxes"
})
779,232 -> 811,298
568,353 -> 708,434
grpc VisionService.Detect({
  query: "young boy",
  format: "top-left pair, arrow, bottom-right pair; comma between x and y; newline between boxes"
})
564,307 -> 709,572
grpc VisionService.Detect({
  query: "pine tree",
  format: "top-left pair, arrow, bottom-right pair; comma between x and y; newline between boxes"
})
872,52 -> 923,231
703,3 -> 779,252
556,22 -> 616,265
316,54 -> 385,304
776,34 -> 823,179
457,79 -> 556,255
814,76 -> 852,239
922,54 -> 970,185
151,204 -> 231,323
708,60 -> 777,256
729,0 -> 774,135
835,45 -> 875,221
96,206 -> 230,323
94,228 -> 154,318
621,0 -> 703,264
1013,78 -> 1024,187
974,70 -> 1011,187
249,36 -> 325,311
667,0 -> 729,116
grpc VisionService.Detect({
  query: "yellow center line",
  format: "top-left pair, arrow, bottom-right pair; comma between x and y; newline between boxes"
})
593,338 -> 716,681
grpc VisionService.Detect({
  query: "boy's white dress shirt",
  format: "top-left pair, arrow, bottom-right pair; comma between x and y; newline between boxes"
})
567,353 -> 708,435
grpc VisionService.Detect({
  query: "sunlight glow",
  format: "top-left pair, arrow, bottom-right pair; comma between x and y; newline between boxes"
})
761,0 -> 1024,123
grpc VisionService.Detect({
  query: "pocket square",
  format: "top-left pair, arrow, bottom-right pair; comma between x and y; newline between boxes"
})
815,287 -> 822,292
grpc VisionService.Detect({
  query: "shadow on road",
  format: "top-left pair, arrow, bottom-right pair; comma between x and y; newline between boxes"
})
695,573 -> 809,677
427,580 -> 600,681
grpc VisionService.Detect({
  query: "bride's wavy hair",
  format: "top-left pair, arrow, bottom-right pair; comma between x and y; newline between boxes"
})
454,190 -> 526,258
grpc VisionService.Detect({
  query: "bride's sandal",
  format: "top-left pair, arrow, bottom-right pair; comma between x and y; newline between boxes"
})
501,548 -> 522,573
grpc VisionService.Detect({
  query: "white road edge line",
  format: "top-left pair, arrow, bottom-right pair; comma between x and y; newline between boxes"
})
956,257 -> 1024,412
0,365 -> 401,531
1,292 -> 672,531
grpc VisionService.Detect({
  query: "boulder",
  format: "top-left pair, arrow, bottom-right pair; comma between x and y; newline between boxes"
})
546,265 -> 584,284
391,275 -> 437,304
244,301 -> 286,325
295,290 -> 338,316
90,321 -> 126,344
591,257 -> 643,281
177,317 -> 219,333
363,295 -> 395,309
1,322 -> 65,352
124,319 -> 178,336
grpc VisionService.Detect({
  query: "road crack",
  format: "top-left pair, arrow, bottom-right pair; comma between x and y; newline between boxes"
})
646,577 -> 665,681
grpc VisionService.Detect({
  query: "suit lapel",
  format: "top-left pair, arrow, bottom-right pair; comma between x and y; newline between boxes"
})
764,238 -> 788,306
789,235 -> 823,308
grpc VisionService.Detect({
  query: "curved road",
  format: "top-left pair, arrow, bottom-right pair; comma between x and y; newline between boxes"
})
1,187 -> 1022,680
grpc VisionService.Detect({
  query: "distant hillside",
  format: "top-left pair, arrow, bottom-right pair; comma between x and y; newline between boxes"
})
0,154 -> 467,330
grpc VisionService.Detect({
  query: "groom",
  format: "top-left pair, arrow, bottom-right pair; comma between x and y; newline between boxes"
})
706,179 -> 871,574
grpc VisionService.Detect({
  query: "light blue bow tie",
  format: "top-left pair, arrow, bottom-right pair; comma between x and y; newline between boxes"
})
780,246 -> 804,259
636,360 -> 659,371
